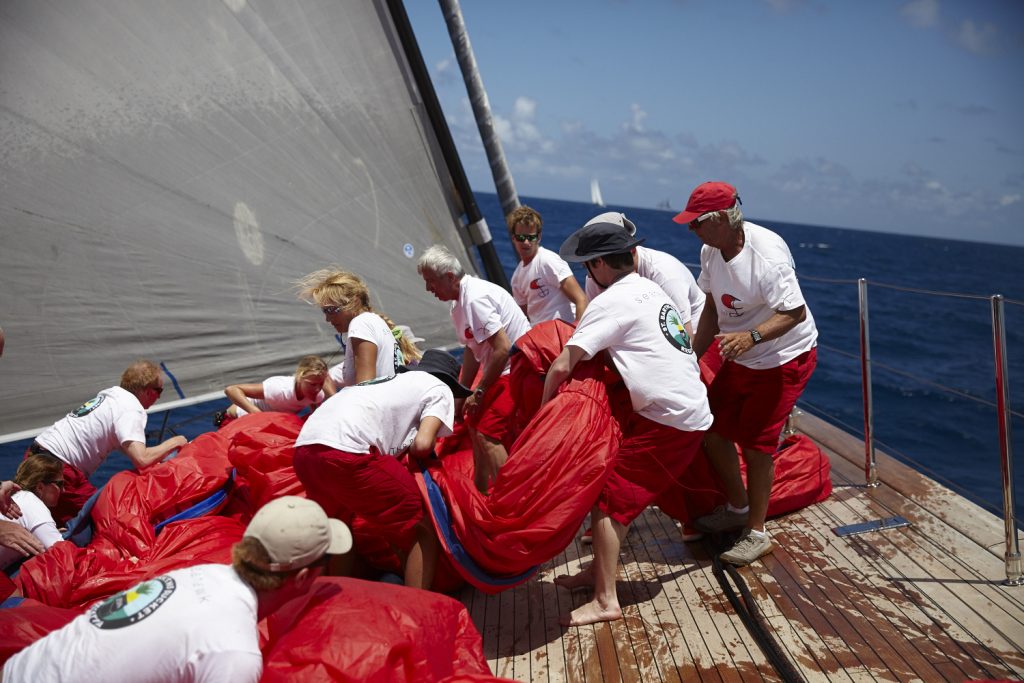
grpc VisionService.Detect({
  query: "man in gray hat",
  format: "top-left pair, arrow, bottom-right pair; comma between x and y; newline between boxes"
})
582,211 -> 705,338
3,496 -> 352,682
541,219 -> 712,627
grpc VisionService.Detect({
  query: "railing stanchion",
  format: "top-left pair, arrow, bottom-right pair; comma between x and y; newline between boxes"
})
991,294 -> 1022,586
859,278 -> 878,487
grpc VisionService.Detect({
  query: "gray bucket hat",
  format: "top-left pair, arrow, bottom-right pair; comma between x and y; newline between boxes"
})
559,221 -> 645,263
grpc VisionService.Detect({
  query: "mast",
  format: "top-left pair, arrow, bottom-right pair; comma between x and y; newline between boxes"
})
387,0 -> 511,290
437,0 -> 521,220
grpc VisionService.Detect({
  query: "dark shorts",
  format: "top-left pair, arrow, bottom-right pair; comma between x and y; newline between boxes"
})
463,374 -> 515,445
707,347 -> 817,453
293,443 -> 423,550
597,414 -> 706,527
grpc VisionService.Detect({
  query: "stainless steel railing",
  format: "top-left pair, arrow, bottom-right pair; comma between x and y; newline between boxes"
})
812,274 -> 1022,585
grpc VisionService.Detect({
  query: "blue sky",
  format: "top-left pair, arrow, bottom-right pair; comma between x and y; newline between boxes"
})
406,1 -> 1024,246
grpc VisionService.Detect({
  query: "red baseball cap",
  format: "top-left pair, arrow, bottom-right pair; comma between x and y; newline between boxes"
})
672,181 -> 740,224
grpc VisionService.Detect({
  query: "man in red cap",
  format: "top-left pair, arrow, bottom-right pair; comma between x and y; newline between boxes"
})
674,181 -> 818,566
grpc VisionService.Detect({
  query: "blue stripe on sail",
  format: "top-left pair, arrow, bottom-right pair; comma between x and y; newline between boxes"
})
154,469 -> 235,535
421,469 -> 536,588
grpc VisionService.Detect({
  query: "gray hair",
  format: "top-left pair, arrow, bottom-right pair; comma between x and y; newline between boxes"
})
417,244 -> 464,278
724,203 -> 744,229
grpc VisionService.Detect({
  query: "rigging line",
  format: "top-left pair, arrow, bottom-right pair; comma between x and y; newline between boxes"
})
811,342 -> 1024,420
799,401 -> 1008,518
864,280 -> 996,301
869,359 -> 1024,420
800,274 -> 861,285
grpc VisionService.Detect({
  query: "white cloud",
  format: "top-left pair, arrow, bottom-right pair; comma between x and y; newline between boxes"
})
955,19 -> 998,54
433,57 -> 457,86
624,104 -> 647,133
901,0 -> 939,28
1000,194 -> 1021,207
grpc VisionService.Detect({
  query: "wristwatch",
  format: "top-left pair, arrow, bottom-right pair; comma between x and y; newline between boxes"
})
749,329 -> 763,345
474,387 -> 487,397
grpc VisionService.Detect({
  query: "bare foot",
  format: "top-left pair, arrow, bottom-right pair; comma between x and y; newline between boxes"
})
560,599 -> 622,627
553,567 -> 593,591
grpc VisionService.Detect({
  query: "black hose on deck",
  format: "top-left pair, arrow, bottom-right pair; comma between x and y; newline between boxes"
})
708,536 -> 808,683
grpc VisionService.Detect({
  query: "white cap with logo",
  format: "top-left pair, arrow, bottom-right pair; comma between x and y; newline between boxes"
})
244,496 -> 352,572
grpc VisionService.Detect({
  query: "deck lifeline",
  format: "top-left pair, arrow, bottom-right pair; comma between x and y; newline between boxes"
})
457,411 -> 1024,682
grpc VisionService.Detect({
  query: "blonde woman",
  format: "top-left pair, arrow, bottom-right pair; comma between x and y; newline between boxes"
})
1,454 -> 65,569
297,268 -> 421,388
216,356 -> 330,427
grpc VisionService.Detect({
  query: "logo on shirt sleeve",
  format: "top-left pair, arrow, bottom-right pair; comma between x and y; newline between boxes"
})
658,304 -> 693,354
89,576 -> 176,630
71,395 -> 105,418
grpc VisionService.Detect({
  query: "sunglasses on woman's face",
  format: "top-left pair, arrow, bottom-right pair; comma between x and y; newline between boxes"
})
513,233 -> 540,243
321,305 -> 344,315
45,479 -> 65,489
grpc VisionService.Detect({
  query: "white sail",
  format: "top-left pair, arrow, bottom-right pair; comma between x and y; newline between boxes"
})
590,178 -> 606,207
0,0 -> 475,439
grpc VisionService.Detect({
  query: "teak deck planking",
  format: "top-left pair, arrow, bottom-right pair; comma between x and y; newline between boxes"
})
457,411 -> 1024,682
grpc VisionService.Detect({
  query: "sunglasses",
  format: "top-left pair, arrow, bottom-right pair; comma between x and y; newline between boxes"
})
688,212 -> 718,230
150,385 -> 163,396
321,305 -> 344,315
45,479 -> 65,489
513,233 -> 540,243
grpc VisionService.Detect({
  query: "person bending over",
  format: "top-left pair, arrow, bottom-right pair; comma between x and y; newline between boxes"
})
542,218 -> 712,627
293,349 -> 471,590
28,360 -> 187,524
215,355 -> 329,428
417,245 -> 531,493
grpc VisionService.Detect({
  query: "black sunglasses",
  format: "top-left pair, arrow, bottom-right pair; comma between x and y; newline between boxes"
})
513,234 -> 540,243
44,479 -> 66,489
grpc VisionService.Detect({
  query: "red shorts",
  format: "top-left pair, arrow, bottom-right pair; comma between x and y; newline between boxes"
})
463,374 -> 515,445
707,347 -> 817,453
293,443 -> 423,549
598,414 -> 705,527
23,446 -> 95,526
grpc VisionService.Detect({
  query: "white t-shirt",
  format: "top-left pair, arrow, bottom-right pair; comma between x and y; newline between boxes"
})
511,246 -> 577,324
34,386 -> 148,476
328,361 -> 345,385
697,222 -> 818,369
451,276 -> 531,374
340,312 -> 401,386
3,564 -> 263,683
586,246 -> 705,331
295,371 -> 455,456
233,375 -> 324,416
568,273 -> 712,432
0,490 -> 63,569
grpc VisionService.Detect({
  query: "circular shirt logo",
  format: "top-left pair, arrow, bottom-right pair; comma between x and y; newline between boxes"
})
659,304 -> 693,354
71,395 -> 105,418
89,576 -> 176,630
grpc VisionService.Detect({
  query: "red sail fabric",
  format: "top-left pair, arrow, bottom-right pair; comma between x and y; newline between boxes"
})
0,599 -> 78,664
421,372 -> 621,593
260,577 -> 509,682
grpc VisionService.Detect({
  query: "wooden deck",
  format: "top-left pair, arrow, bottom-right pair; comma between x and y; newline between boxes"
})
458,411 -> 1024,682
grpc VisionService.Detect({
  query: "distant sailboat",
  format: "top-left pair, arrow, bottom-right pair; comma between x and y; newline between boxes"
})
590,178 -> 606,207
656,198 -> 672,211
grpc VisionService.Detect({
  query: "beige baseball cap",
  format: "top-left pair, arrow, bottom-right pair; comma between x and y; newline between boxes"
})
244,496 -> 352,571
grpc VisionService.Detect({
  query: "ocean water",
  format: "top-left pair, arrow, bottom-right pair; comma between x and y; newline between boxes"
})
3,192 -> 1022,524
